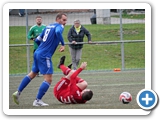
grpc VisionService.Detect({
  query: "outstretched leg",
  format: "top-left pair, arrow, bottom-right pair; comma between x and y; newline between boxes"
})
12,71 -> 37,105
60,65 -> 71,75
76,81 -> 88,91
57,56 -> 66,68
58,56 -> 72,75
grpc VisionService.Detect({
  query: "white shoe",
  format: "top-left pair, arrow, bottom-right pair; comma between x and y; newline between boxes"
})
33,99 -> 49,106
12,91 -> 20,105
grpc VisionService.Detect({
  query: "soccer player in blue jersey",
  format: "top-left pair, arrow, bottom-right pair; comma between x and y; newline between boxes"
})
12,13 -> 67,106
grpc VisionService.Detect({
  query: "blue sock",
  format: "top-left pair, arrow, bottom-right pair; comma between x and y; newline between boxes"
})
36,81 -> 50,100
18,75 -> 31,92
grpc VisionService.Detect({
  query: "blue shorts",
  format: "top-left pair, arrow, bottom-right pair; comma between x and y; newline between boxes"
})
32,52 -> 53,74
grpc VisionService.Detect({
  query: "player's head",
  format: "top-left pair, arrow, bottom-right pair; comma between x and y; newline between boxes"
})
36,16 -> 42,26
74,19 -> 81,28
81,89 -> 93,101
56,13 -> 67,26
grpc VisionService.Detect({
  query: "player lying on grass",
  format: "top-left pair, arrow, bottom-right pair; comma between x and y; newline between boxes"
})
53,56 -> 93,104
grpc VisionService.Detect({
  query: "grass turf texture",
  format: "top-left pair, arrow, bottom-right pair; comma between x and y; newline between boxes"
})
112,13 -> 145,19
9,70 -> 144,109
9,24 -> 145,74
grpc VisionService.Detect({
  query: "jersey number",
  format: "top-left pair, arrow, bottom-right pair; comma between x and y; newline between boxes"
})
60,96 -> 72,104
43,29 -> 50,42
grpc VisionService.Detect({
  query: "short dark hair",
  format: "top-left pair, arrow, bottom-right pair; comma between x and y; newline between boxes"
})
36,16 -> 42,19
82,90 -> 93,101
56,13 -> 67,20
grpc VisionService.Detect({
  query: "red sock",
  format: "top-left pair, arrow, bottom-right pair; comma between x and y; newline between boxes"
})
60,65 -> 71,75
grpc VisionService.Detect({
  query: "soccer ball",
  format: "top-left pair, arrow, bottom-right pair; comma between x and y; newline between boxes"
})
119,92 -> 132,104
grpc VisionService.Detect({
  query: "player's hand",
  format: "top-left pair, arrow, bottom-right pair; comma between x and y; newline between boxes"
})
59,46 -> 65,52
80,62 -> 87,70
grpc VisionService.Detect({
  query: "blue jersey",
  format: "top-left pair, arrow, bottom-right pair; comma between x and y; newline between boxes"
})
35,23 -> 65,58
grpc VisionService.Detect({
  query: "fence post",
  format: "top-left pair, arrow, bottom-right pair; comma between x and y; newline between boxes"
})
25,9 -> 30,73
119,9 -> 125,70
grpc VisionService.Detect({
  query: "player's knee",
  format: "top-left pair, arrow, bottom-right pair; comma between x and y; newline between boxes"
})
83,81 -> 88,88
28,71 -> 37,79
77,81 -> 88,90
45,79 -> 52,84
43,74 -> 53,84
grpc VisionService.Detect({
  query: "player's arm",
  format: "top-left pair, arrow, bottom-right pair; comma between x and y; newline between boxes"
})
55,25 -> 65,52
70,62 -> 87,84
68,62 -> 87,96
55,25 -> 65,46
34,28 -> 45,46
34,36 -> 42,46
27,27 -> 34,40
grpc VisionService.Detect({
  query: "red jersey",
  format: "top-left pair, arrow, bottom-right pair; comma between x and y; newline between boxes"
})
53,68 -> 86,104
